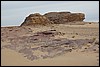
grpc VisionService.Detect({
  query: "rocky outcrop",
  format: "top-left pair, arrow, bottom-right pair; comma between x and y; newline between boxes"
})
21,11 -> 85,26
21,13 -> 53,26
44,12 -> 85,24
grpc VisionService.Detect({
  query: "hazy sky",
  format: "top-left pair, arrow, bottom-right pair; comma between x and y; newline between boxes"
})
1,1 -> 99,26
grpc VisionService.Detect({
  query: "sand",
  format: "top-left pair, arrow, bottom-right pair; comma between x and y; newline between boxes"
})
1,49 -> 99,66
1,23 -> 99,66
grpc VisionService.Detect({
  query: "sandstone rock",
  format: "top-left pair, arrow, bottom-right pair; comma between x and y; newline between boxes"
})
21,11 -> 85,26
21,13 -> 53,26
44,12 -> 85,24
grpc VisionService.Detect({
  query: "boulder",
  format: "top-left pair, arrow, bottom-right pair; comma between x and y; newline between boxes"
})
44,12 -> 85,24
21,13 -> 53,26
20,11 -> 85,26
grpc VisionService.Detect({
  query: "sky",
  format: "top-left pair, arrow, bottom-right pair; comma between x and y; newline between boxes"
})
1,1 -> 99,26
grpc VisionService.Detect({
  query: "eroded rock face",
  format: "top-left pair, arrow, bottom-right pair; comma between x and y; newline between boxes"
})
44,12 -> 85,24
21,13 -> 53,26
21,11 -> 85,26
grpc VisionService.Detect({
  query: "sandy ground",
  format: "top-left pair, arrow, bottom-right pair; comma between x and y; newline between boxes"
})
1,49 -> 99,66
1,23 -> 99,66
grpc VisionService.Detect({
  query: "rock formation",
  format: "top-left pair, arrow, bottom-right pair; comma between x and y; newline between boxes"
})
21,13 -> 53,26
44,12 -> 85,24
21,11 -> 85,26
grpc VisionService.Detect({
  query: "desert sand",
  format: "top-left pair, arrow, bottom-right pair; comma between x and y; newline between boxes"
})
1,22 -> 99,66
1,49 -> 99,66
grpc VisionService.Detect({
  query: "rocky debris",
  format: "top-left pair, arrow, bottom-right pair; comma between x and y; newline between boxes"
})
1,29 -> 98,61
44,12 -> 85,24
21,13 -> 53,26
34,30 -> 62,37
1,26 -> 33,42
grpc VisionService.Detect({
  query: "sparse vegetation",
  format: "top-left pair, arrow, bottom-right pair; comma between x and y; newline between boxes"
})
15,30 -> 18,31
93,37 -> 96,41
89,22 -> 91,24
9,29 -> 12,31
84,47 -> 87,49
72,36 -> 75,38
76,33 -> 78,35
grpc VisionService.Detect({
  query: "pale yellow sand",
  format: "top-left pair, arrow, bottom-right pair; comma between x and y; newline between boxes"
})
1,49 -> 99,66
